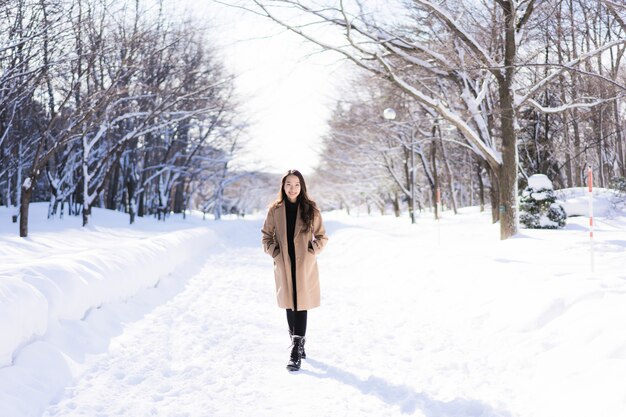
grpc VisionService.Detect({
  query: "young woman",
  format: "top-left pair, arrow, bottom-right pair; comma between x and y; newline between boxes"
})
261,169 -> 328,371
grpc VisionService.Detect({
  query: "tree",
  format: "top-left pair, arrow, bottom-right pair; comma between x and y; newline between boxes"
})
0,0 -> 244,236
316,73 -> 481,220
233,0 -> 626,239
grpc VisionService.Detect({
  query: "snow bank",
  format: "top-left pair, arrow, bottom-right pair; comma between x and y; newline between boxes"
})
555,187 -> 615,217
0,205 -> 216,369
0,280 -> 48,367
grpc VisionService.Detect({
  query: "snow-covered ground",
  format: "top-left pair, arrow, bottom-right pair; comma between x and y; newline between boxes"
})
1,190 -> 625,417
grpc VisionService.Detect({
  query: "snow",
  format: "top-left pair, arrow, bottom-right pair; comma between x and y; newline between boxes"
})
1,196 -> 625,417
527,173 -> 553,190
530,190 -> 548,200
538,207 -> 560,228
556,187 -> 615,217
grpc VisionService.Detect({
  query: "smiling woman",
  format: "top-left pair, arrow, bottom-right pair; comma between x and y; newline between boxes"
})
261,169 -> 329,371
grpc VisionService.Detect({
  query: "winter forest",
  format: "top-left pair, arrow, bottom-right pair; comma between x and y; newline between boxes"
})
258,0 -> 626,239
2,1 -> 626,416
0,0 -> 248,237
1,0 -> 626,238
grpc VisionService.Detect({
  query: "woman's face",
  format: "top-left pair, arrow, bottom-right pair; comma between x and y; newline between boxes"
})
284,175 -> 301,203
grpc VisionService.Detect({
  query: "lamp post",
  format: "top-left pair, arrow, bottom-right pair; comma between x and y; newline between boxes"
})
383,107 -> 416,224
383,107 -> 396,121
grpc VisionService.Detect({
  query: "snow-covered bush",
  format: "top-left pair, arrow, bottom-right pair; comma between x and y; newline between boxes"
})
519,174 -> 567,229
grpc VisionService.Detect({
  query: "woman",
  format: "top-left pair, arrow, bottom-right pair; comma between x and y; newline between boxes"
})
261,169 -> 328,371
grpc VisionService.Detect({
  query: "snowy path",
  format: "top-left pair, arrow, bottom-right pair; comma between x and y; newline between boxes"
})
42,212 -> 626,417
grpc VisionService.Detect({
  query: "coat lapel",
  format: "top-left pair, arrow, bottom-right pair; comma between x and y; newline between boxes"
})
274,204 -> 286,240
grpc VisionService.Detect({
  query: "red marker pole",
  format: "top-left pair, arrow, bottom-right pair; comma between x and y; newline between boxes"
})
588,166 -> 595,274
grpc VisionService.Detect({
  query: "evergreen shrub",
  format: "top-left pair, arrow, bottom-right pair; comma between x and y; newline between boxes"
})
519,174 -> 566,229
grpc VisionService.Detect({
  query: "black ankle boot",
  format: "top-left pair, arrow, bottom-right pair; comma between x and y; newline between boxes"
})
289,330 -> 306,359
287,335 -> 304,371
300,337 -> 306,359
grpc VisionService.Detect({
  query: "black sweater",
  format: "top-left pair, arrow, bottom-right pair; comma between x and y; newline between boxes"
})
285,199 -> 298,269
285,199 -> 299,309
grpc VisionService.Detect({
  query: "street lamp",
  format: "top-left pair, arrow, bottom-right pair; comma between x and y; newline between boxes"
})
383,108 -> 396,121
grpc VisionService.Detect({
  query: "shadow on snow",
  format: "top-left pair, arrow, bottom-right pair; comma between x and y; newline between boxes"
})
299,358 -> 511,417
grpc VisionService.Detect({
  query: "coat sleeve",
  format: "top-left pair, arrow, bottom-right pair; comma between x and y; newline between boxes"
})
261,208 -> 279,257
310,210 -> 329,255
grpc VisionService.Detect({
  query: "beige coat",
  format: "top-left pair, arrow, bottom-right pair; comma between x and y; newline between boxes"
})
261,203 -> 328,310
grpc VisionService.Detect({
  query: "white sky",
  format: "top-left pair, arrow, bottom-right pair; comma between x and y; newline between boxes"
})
187,1 -> 351,175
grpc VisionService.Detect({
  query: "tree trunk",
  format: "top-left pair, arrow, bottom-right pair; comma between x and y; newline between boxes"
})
19,179 -> 33,237
107,161 -> 121,210
430,139 -> 439,220
402,146 -> 415,223
614,100 -> 626,177
563,112 -> 574,188
486,164 -> 499,223
13,140 -> 24,223
173,181 -> 185,213
438,127 -> 458,215
596,112 -> 606,187
556,2 -> 574,188
82,137 -> 90,227
127,171 -> 137,224
477,160 -> 485,212
392,192 -> 400,217
497,116 -> 518,240
496,0 -> 518,240
138,186 -> 145,217
213,184 -> 223,220
569,0 -> 583,187
138,146 -> 150,217
572,118 -> 582,186
82,204 -> 91,227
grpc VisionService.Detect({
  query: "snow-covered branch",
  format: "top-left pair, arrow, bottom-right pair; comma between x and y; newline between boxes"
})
525,97 -> 622,114
516,39 -> 626,108
412,0 -> 499,74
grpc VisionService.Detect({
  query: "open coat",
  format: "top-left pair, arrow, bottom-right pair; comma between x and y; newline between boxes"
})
261,203 -> 328,311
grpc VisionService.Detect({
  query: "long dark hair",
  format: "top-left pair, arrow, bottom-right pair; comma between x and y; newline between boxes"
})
272,169 -> 318,232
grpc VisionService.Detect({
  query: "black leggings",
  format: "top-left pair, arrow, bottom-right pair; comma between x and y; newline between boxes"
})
286,309 -> 307,337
